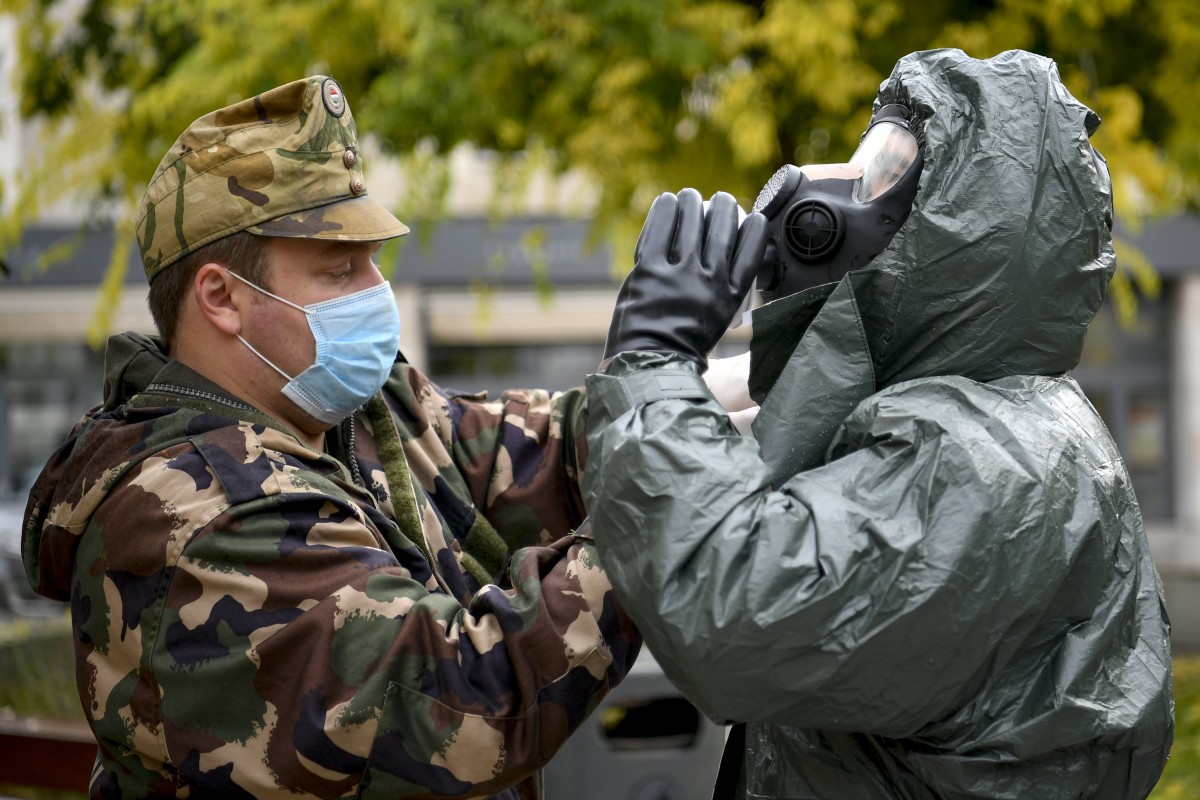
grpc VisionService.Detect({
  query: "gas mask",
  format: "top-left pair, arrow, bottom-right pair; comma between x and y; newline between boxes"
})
750,104 -> 922,300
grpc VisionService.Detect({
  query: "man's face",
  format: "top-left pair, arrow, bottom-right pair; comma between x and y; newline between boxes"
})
238,237 -> 386,398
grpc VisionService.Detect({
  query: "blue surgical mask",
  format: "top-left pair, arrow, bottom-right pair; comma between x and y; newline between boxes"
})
230,271 -> 400,424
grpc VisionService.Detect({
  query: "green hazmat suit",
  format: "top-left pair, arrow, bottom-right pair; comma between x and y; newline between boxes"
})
583,49 -> 1174,799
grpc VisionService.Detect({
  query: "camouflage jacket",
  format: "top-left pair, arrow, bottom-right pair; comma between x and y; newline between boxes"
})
23,331 -> 640,799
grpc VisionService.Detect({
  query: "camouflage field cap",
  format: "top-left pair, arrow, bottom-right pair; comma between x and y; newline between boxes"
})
136,76 -> 409,282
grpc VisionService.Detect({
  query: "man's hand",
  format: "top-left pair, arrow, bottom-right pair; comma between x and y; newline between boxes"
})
602,189 -> 768,370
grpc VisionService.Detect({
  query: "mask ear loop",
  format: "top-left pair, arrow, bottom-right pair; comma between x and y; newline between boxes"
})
226,269 -> 308,313
224,269 -> 303,382
237,334 -> 297,382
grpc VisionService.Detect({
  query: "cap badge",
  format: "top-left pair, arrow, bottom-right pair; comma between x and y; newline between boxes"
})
322,78 -> 346,117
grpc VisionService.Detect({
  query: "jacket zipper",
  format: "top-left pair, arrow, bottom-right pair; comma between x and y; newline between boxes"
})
143,383 -> 259,415
344,416 -> 366,488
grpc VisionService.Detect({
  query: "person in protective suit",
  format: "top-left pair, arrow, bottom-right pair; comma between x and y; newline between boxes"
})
583,49 -> 1174,799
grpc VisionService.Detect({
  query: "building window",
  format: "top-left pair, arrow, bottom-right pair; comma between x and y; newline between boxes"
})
426,343 -> 602,399
1072,286 -> 1173,519
424,338 -> 749,400
0,343 -> 104,499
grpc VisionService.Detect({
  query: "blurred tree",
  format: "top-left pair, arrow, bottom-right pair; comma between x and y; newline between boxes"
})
1,0 -> 1195,338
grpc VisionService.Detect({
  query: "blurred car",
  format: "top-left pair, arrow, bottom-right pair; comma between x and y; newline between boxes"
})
0,496 -> 60,619
544,648 -> 726,800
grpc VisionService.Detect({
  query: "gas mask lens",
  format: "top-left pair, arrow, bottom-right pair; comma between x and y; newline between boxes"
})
851,119 -> 920,202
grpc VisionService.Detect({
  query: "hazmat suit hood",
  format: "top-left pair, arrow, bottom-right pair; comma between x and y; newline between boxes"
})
861,48 -> 1114,386
748,48 -> 1116,480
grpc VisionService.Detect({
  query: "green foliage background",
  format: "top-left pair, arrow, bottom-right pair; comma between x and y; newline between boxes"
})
1,0 -> 1197,337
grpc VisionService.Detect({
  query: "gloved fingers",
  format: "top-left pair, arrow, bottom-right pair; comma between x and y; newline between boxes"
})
634,192 -> 680,267
669,188 -> 705,266
728,211 -> 768,297
702,191 -> 742,279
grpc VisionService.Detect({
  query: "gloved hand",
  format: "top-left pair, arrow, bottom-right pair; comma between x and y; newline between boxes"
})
602,188 -> 768,370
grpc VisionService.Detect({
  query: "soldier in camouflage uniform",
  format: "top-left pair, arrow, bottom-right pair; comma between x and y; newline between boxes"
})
22,76 -> 640,799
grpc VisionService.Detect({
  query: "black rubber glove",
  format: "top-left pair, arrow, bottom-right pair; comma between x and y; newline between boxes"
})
602,188 -> 768,369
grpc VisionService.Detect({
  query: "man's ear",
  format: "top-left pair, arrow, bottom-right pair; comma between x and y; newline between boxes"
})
194,264 -> 244,336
